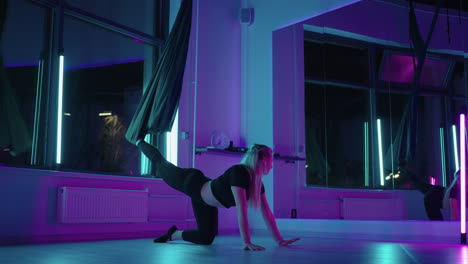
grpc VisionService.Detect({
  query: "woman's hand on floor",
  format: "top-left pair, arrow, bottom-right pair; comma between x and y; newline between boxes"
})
243,242 -> 265,251
278,238 -> 300,246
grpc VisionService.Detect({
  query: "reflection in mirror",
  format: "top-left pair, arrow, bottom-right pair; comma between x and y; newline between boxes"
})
304,35 -> 371,189
377,51 -> 457,191
378,2 -> 467,221
274,0 -> 467,222
60,17 -> 147,175
305,83 -> 370,188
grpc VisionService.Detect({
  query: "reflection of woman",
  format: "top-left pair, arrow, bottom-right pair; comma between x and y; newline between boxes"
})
136,140 -> 299,250
399,160 -> 460,221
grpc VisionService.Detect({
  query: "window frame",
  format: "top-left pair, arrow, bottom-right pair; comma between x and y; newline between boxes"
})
302,31 -> 466,190
3,0 -> 169,178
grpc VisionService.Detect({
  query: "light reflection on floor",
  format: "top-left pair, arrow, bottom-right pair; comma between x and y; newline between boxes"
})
461,246 -> 468,264
1,234 -> 468,264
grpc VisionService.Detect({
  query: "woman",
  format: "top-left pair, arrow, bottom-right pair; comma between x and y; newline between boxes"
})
136,139 -> 299,250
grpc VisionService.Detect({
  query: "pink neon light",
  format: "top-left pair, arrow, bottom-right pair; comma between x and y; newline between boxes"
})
430,177 -> 435,185
461,114 -> 466,234
380,54 -> 450,87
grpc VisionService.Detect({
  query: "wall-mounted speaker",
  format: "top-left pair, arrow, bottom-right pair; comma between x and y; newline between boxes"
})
239,8 -> 254,26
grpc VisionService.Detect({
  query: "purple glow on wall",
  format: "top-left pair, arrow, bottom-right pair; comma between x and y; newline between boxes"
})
380,54 -> 450,88
66,58 -> 144,71
5,59 -> 143,71
132,38 -> 145,44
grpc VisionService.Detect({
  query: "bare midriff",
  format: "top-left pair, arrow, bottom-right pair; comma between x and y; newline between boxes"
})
200,181 -> 226,208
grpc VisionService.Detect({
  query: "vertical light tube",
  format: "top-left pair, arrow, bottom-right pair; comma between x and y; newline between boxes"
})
166,110 -> 179,165
377,119 -> 384,186
460,114 -> 466,244
364,122 -> 369,186
453,125 -> 460,172
439,127 -> 447,187
31,59 -> 44,165
56,55 -> 64,164
140,134 -> 150,175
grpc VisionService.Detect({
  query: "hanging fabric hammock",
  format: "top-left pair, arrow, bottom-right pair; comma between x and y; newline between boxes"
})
407,0 -> 443,160
125,0 -> 193,144
383,101 -> 412,170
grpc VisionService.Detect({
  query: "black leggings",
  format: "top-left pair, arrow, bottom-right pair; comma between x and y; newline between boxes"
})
138,141 -> 218,245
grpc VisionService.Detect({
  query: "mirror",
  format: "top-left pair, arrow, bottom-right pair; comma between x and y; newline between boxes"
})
273,0 -> 466,221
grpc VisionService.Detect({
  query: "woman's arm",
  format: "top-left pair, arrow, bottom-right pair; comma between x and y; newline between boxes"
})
260,193 -> 283,242
260,193 -> 300,246
231,186 -> 264,251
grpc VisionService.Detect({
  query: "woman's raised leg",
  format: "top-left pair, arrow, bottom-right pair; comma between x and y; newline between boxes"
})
137,140 -> 186,190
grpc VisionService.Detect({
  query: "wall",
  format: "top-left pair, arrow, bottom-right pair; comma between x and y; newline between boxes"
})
176,0 -> 245,227
4,0 -> 464,244
0,166 -> 184,244
242,0 -> 361,227
243,0 -> 361,149
178,0 -> 242,169
0,165 -> 247,244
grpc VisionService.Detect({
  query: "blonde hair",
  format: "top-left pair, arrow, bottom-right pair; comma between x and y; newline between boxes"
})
240,144 -> 272,209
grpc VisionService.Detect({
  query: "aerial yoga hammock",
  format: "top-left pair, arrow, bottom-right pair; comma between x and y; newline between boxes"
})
125,0 -> 193,144
405,0 -> 444,161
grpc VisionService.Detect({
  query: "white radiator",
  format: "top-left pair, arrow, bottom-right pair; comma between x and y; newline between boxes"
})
57,187 -> 149,223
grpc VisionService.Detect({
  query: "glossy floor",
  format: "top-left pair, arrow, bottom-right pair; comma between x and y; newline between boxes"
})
1,233 -> 467,264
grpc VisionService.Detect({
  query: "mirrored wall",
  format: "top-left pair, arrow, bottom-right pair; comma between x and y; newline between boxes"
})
273,0 -> 467,221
